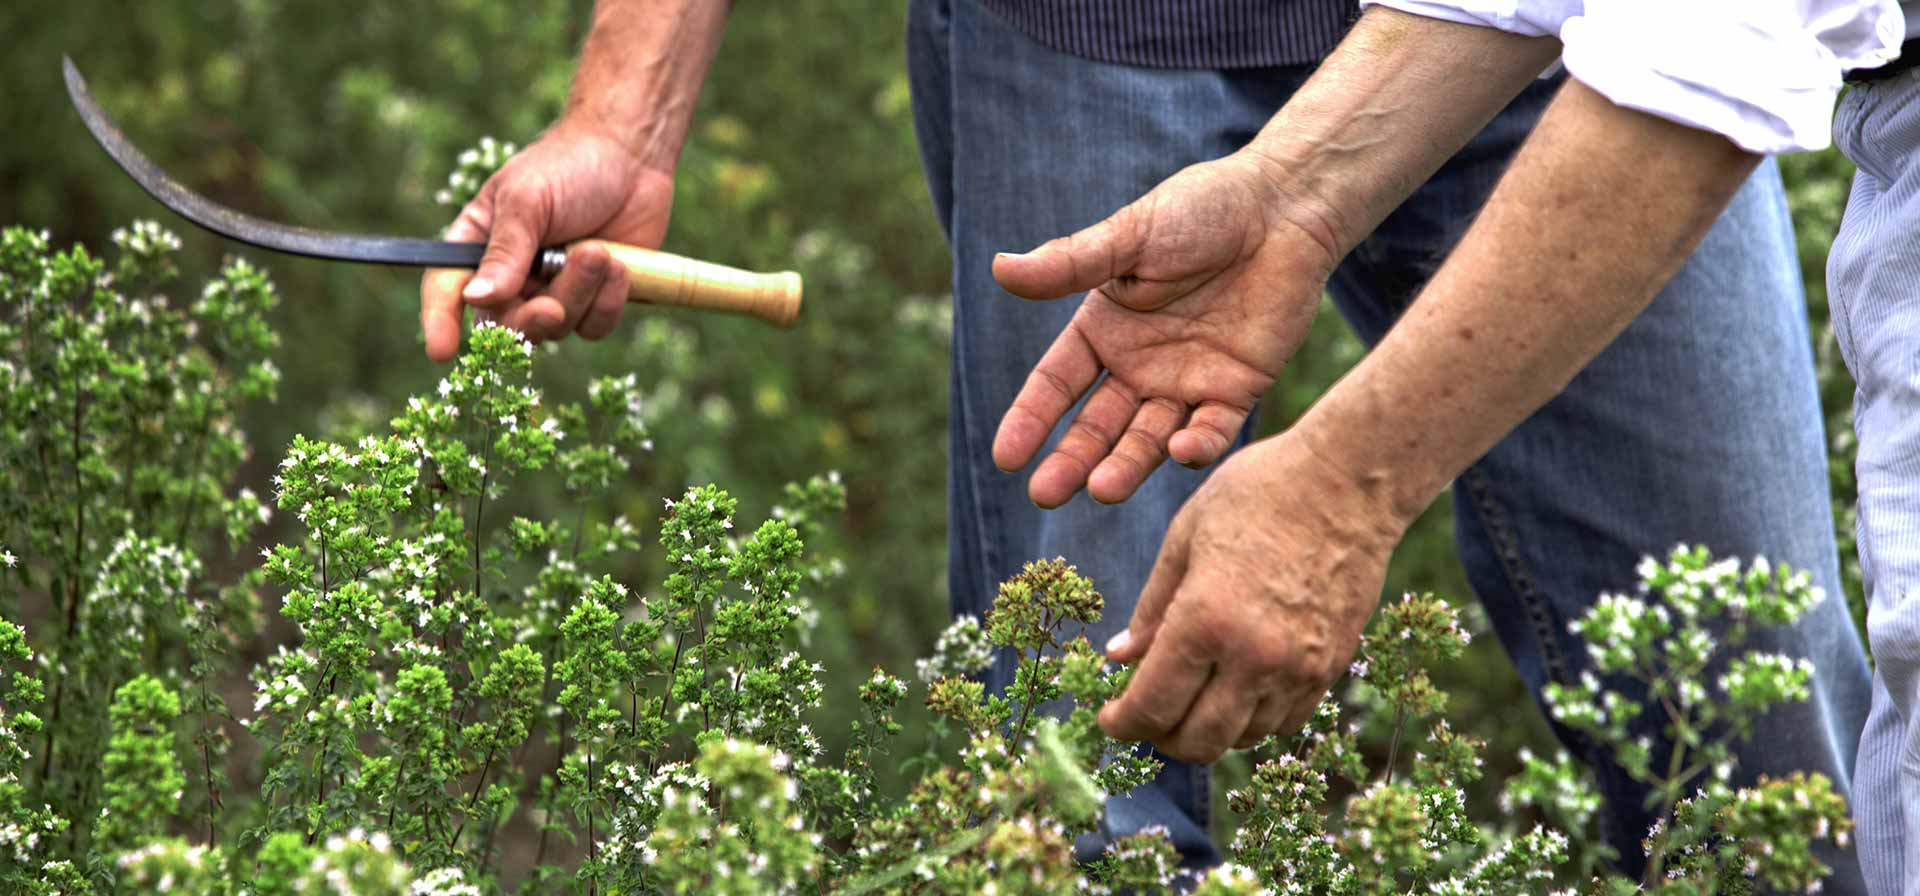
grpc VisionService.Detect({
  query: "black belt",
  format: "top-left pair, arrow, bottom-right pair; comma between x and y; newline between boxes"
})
1847,37 -> 1920,83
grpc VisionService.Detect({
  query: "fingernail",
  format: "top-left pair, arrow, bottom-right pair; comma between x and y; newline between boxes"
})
1106,630 -> 1132,655
463,276 -> 493,300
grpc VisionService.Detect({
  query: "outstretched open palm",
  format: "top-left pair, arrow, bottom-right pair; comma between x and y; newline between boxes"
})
991,152 -> 1340,507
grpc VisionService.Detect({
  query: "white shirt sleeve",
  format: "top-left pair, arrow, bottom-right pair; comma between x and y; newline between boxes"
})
1360,0 -> 1906,154
1357,0 -> 1578,37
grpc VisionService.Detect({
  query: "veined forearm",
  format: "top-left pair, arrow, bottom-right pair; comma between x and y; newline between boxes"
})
1296,80 -> 1760,520
564,0 -> 732,170
1246,7 -> 1562,258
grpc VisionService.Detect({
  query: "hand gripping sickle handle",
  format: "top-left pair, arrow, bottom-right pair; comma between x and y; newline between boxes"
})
62,55 -> 803,328
532,244 -> 802,328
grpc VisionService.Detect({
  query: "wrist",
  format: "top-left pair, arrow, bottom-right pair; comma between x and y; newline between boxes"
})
1286,406 -> 1439,532
561,0 -> 728,173
1236,7 -> 1560,268
1238,142 -> 1361,270
551,108 -> 680,174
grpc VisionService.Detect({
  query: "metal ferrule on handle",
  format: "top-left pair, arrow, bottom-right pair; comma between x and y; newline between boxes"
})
539,243 -> 803,329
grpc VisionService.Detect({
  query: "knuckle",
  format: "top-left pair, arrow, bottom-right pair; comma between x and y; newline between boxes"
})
1032,367 -> 1079,406
1292,644 -> 1343,689
495,187 -> 549,236
582,307 -> 623,340
493,178 -> 536,209
1065,427 -> 1121,465
1122,198 -> 1153,245
1128,713 -> 1175,736
1196,630 -> 1239,662
1168,624 -> 1217,661
557,280 -> 597,309
1041,448 -> 1093,481
1131,702 -> 1180,735
1058,233 -> 1096,282
1190,426 -> 1227,454
1180,611 -> 1235,654
599,288 -> 629,316
1143,396 -> 1184,421
1244,638 -> 1299,678
452,206 -> 491,239
480,242 -> 526,271
1066,418 -> 1115,450
1114,428 -> 1161,465
573,245 -> 610,277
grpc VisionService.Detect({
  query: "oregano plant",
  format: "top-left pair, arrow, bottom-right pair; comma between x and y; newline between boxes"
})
0,221 -> 275,890
0,213 -> 1862,895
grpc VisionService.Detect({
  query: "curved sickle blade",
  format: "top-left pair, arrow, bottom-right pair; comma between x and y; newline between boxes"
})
62,56 -> 485,270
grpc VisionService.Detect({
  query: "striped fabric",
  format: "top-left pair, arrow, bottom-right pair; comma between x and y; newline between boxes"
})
972,0 -> 1360,69
1827,72 -> 1920,896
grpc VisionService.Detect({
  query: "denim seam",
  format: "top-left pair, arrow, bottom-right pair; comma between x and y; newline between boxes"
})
1193,759 -> 1211,830
1457,463 -> 1643,854
944,0 -> 1013,686
1458,465 -> 1570,684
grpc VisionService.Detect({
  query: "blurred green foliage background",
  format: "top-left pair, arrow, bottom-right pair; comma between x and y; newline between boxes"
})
0,0 -> 1862,845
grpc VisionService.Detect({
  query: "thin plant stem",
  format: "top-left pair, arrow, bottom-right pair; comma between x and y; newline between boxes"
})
41,377 -> 90,794
385,752 -> 409,832
1004,610 -> 1057,753
1384,701 -> 1409,787
471,423 -> 493,601
449,744 -> 499,847
531,754 -> 563,871
172,411 -> 212,548
1642,659 -> 1702,886
586,740 -> 599,896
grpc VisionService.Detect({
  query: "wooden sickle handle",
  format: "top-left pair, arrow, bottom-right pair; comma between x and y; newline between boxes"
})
572,242 -> 802,328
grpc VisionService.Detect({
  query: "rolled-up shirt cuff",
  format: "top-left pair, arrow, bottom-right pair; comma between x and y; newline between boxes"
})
1558,12 -> 1854,154
1358,0 -> 1568,38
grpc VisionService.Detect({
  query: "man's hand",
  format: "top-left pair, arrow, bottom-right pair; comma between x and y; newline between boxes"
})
1097,431 -> 1408,763
418,0 -> 730,362
419,122 -> 673,362
1095,77 -> 1763,765
990,152 -> 1341,508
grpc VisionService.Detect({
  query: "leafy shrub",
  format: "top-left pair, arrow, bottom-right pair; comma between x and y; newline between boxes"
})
0,223 -> 1863,894
0,221 -> 277,891
1219,554 -> 1852,896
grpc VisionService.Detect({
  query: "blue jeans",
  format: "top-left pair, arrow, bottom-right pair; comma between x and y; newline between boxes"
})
908,0 -> 1872,887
